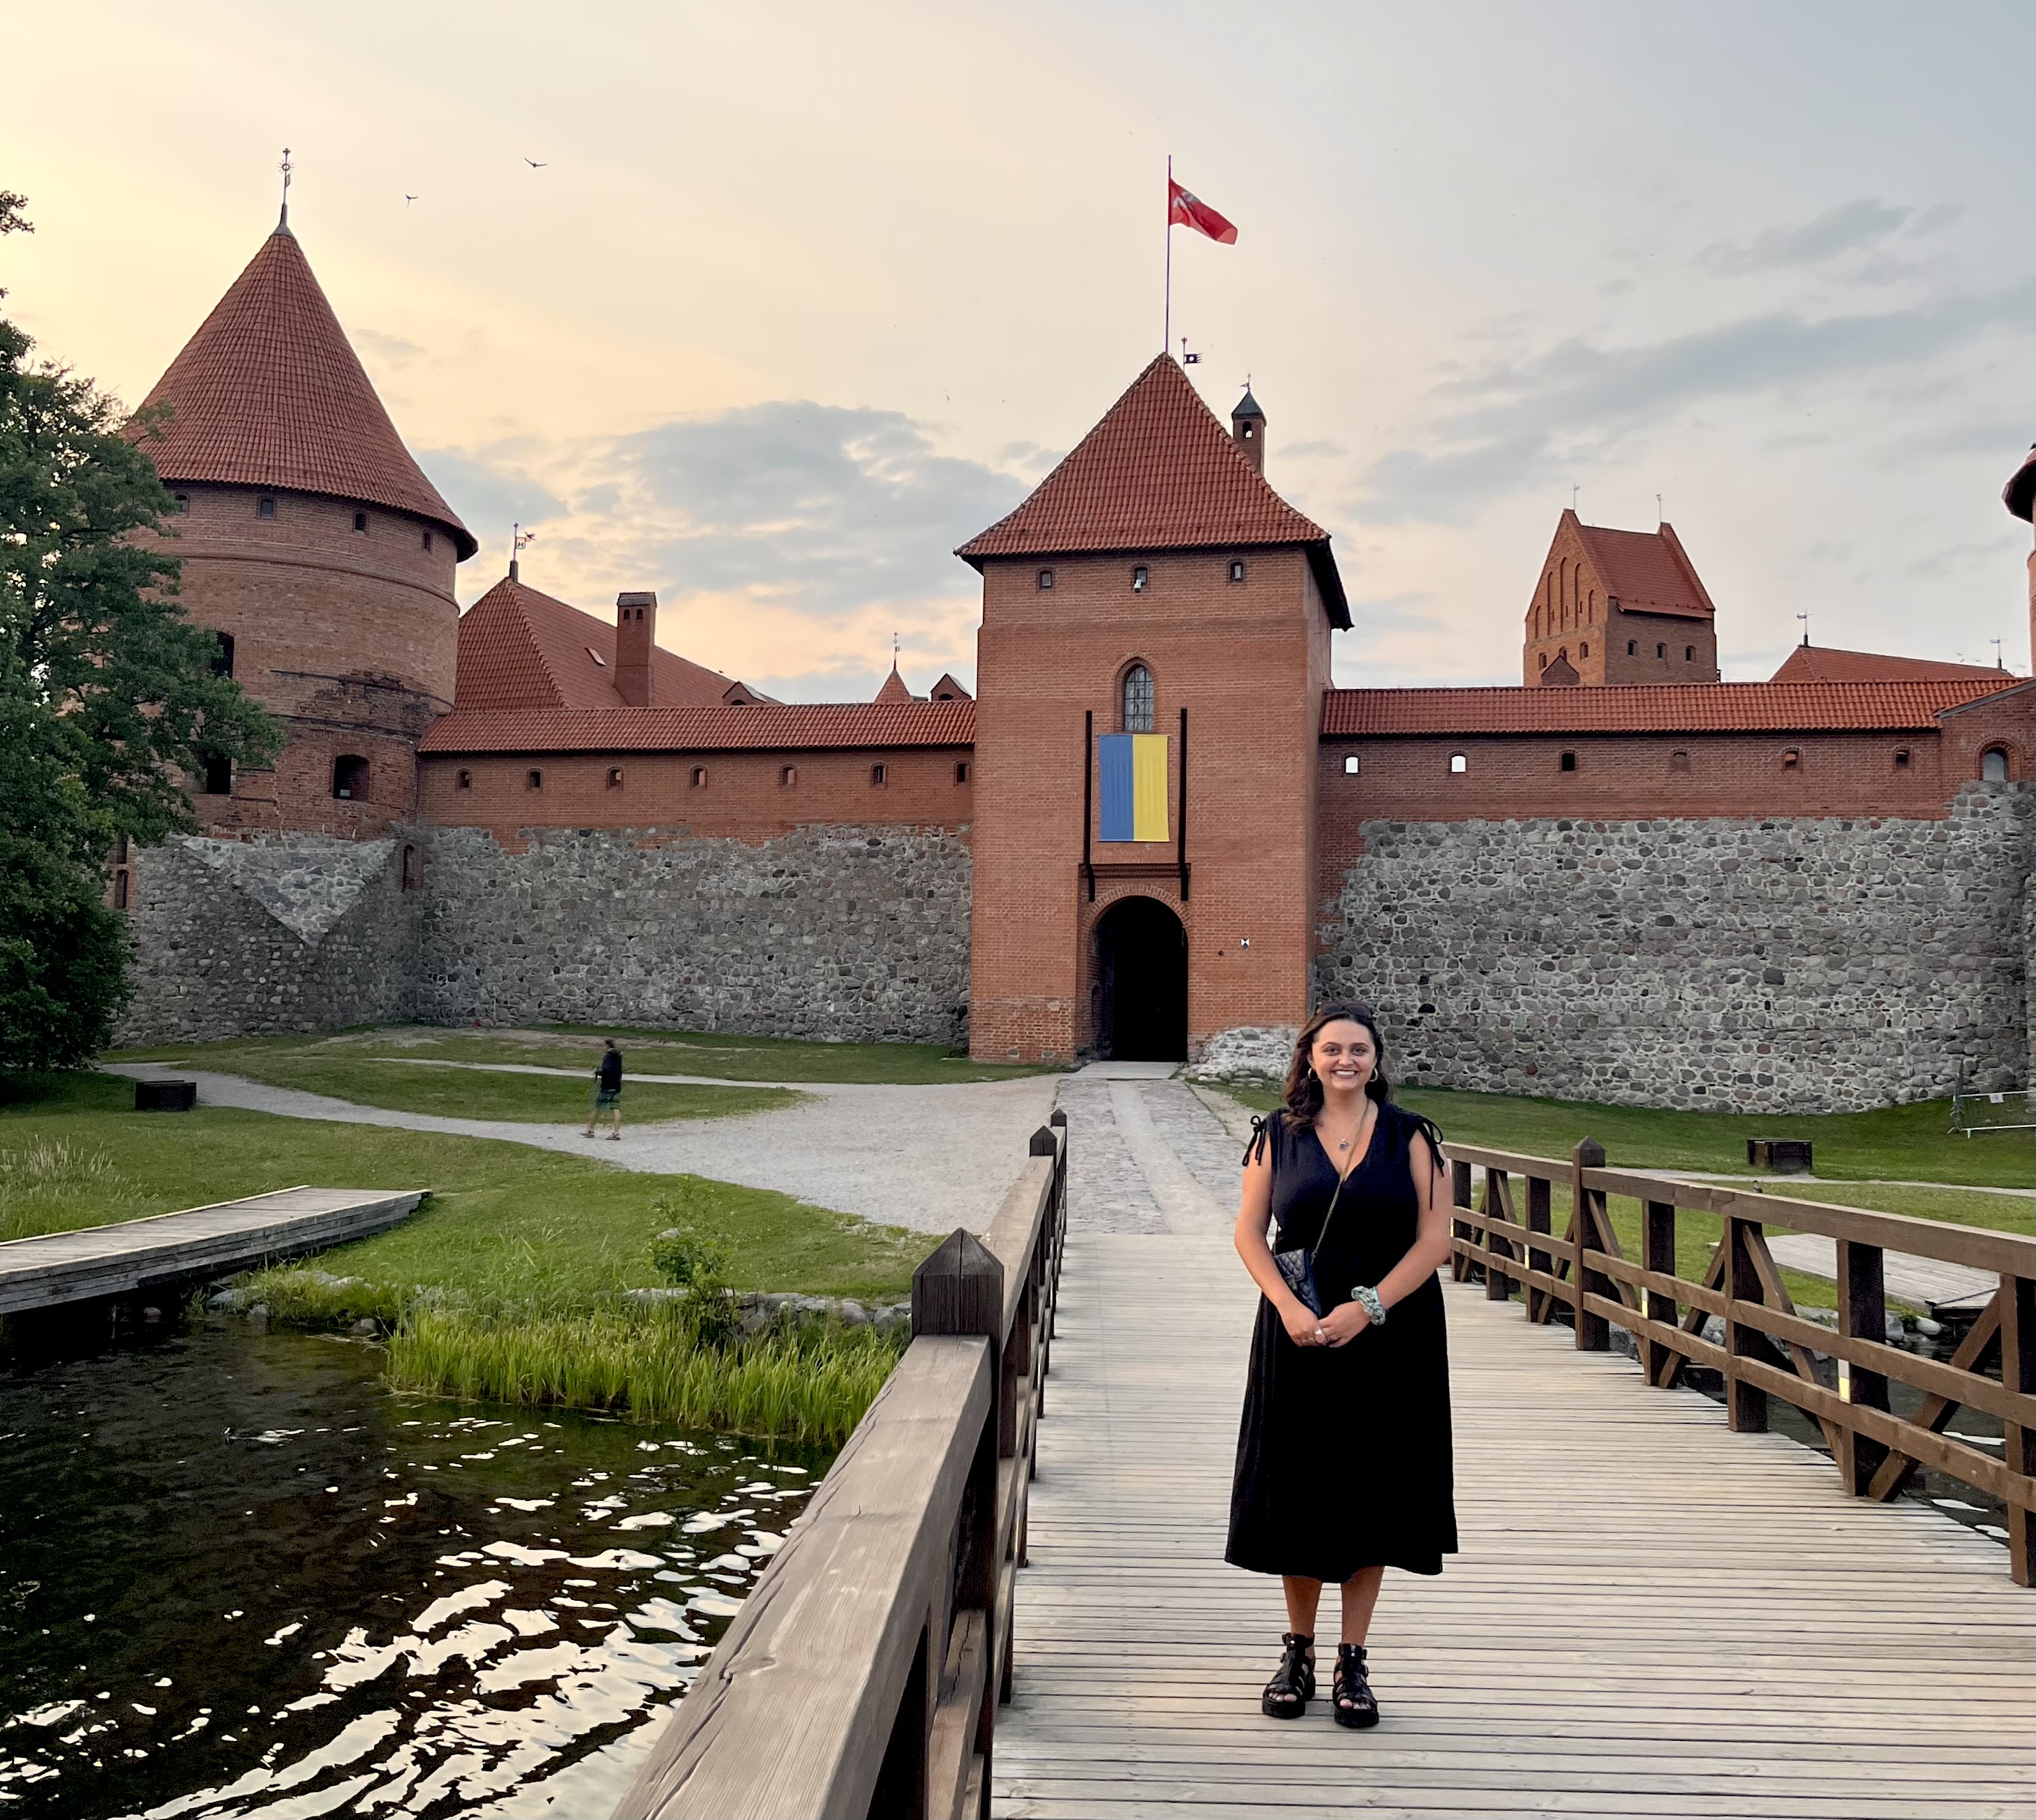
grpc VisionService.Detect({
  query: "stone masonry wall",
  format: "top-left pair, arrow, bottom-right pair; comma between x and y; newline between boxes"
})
1315,783 -> 2032,1113
117,833 -> 422,1043
415,824 -> 972,1045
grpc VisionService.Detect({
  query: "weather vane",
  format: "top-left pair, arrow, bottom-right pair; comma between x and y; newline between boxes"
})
1796,612 -> 1811,647
278,147 -> 293,230
510,522 -> 535,579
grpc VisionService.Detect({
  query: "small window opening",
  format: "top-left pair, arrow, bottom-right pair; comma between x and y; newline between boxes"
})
1537,652 -> 1548,671
1448,753 -> 1467,775
1559,750 -> 1577,773
1982,747 -> 2009,782
1893,748 -> 1911,771
1626,639 -> 1637,656
352,510 -> 369,533
691,767 -> 708,788
1685,645 -> 1695,661
607,767 -> 625,789
1669,749 -> 1691,774
422,530 -> 434,552
113,835 -> 131,865
456,769 -> 473,790
112,868 -> 131,910
1228,558 -> 1247,584
1121,663 -> 1154,733
1579,642 -> 1589,658
1343,754 -> 1360,776
1781,748 -> 1801,771
1037,568 -> 1055,591
526,768 -> 543,791
257,495 -> 276,519
955,761 -> 970,784
201,753 -> 232,796
211,632 -> 235,678
332,754 -> 370,799
870,762 -> 888,785
780,764 -> 798,787
1131,564 -> 1149,593
172,493 -> 190,516
1656,642 -> 1666,658
401,844 -> 421,890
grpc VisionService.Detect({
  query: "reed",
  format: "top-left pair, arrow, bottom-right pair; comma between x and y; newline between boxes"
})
386,1302 -> 903,1446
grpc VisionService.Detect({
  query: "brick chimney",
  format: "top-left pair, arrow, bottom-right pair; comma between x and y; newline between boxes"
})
1231,387 -> 1265,473
616,591 -> 657,706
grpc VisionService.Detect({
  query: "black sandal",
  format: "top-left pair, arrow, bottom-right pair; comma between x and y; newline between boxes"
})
1333,1643 -> 1379,1728
1260,1632 -> 1315,1719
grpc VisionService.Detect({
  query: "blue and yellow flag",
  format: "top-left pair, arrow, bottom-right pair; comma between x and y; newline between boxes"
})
1098,734 -> 1168,842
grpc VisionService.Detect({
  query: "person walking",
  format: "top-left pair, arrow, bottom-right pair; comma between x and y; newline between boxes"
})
584,1039 -> 624,1141
1226,1002 -> 1457,1728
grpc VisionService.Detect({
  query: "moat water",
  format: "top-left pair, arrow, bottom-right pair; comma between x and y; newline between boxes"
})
0,1314 -> 828,1818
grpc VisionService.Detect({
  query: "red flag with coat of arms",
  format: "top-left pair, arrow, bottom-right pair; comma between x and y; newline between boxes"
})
1168,177 -> 1238,244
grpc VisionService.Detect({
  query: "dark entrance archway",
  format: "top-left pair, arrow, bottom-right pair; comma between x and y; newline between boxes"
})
1092,896 -> 1187,1062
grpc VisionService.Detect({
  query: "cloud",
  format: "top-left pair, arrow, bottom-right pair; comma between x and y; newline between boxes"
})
419,447 -> 565,563
1695,199 -> 1912,274
1351,283 -> 2034,525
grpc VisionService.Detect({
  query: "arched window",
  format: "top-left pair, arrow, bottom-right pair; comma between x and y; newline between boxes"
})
1781,748 -> 1801,771
1343,754 -> 1360,775
526,768 -> 543,791
780,764 -> 798,787
1448,753 -> 1468,775
1656,642 -> 1666,658
332,754 -> 369,799
607,767 -> 624,789
1626,639 -> 1637,656
456,769 -> 472,789
1228,558 -> 1247,584
1579,642 -> 1589,658
1893,748 -> 1911,771
352,510 -> 369,533
870,762 -> 888,786
1121,663 -> 1155,732
1982,748 -> 2009,781
1538,651 -> 1548,671
1685,645 -> 1695,661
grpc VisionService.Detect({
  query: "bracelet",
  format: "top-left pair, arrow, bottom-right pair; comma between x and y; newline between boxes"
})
1353,1285 -> 1388,1326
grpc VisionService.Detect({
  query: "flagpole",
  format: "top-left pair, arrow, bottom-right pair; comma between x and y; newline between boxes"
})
1164,154 -> 1172,357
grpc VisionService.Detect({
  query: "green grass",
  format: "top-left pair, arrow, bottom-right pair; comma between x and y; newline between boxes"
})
1754,1180 -> 2031,1236
111,1022 -> 1062,1087
1218,1081 -> 2033,1190
387,1303 -> 902,1445
0,1071 -> 929,1301
97,1035 -> 799,1124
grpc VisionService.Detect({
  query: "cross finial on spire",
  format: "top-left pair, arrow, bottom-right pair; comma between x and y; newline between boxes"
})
278,147 -> 294,232
892,630 -> 900,670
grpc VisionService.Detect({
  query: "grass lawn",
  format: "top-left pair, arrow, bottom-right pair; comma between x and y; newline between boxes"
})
1219,1080 -> 2032,1190
0,1072 -> 928,1306
112,1023 -> 1062,1088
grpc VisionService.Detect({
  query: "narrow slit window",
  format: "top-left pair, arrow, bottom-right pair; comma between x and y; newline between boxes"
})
1656,642 -> 1666,658
526,768 -> 543,790
607,767 -> 625,789
870,762 -> 888,785
456,769 -> 473,790
401,845 -> 421,890
353,510 -> 369,533
1685,645 -> 1695,661
1626,639 -> 1637,656
1579,642 -> 1589,658
1228,558 -> 1246,584
692,767 -> 708,788
955,761 -> 969,784
422,530 -> 434,552
780,764 -> 798,787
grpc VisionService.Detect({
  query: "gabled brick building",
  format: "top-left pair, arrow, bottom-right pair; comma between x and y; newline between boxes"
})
112,219 -> 2034,1111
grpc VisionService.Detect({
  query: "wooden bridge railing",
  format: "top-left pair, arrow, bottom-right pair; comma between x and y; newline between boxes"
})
1441,1138 -> 2036,1585
616,1114 -> 1068,1820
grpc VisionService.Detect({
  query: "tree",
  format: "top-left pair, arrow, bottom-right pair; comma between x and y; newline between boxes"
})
0,191 -> 280,1071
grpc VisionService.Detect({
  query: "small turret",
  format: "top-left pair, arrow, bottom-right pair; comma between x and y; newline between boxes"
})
1231,387 -> 1265,473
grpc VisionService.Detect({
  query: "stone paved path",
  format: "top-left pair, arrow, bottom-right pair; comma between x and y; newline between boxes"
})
104,1065 -> 1057,1236
1054,1065 -> 1246,1236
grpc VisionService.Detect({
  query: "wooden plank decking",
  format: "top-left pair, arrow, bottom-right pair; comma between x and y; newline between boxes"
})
0,1187 -> 426,1315
995,1233 -> 2034,1819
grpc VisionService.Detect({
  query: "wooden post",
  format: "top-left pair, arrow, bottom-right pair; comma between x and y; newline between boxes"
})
1571,1139 -> 1609,1350
1640,1199 -> 1677,1386
1450,1158 -> 1474,1283
1724,1215 -> 1768,1433
1526,1174 -> 1553,1324
2003,1272 -> 2035,1587
914,1229 -> 1005,1342
1485,1168 -> 1513,1301
1836,1241 -> 1892,1495
868,1623 -> 931,1820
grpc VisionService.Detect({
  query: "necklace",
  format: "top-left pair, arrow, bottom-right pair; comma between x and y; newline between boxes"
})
1330,1102 -> 1374,1152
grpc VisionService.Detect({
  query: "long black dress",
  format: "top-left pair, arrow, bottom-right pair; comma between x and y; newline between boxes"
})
1226,1098 -> 1458,1581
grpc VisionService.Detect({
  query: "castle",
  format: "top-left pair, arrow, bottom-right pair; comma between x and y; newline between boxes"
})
112,217 -> 2035,1112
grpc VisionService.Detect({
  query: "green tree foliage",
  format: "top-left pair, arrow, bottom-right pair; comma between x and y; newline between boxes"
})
0,191 -> 280,1070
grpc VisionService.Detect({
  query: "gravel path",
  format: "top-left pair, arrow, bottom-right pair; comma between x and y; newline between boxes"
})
104,1065 -> 1059,1236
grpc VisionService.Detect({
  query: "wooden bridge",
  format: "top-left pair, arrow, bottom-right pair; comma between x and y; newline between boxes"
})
618,1130 -> 2034,1819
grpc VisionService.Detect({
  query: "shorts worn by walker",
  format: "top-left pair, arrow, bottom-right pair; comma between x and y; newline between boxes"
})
594,1087 -> 622,1110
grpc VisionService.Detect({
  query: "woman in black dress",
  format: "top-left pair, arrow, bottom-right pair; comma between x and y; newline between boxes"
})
1227,1003 -> 1457,1728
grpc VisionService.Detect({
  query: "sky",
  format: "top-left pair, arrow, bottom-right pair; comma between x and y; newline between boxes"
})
5,0 -> 2031,700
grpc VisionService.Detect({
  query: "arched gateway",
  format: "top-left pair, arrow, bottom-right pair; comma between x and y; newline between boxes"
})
1092,896 -> 1187,1062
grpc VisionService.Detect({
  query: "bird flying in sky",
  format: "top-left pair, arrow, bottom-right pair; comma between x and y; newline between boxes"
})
523,158 -> 548,168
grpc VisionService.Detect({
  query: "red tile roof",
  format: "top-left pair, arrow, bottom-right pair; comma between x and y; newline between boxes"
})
1322,679 -> 2016,737
419,700 -> 976,755
956,357 -> 1348,625
128,228 -> 475,558
1769,644 -> 2012,685
454,574 -> 740,711
874,665 -> 916,704
1570,515 -> 1714,621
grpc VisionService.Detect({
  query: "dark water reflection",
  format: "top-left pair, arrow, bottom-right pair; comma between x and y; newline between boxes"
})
0,1316 -> 826,1817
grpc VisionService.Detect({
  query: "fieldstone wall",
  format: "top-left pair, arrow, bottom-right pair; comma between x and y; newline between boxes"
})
117,833 -> 421,1043
415,824 -> 972,1046
1315,783 -> 2033,1113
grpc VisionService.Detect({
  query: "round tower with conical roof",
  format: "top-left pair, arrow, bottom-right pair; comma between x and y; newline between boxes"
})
128,217 -> 475,837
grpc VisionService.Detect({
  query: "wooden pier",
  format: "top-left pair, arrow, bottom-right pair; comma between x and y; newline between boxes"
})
617,1134 -> 2035,1819
0,1186 -> 426,1316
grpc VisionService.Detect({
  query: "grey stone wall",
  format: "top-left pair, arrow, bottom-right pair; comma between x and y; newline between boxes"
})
117,833 -> 422,1043
415,824 -> 972,1046
1315,784 -> 2033,1113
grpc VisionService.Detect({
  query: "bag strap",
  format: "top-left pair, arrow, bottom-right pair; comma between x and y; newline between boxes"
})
1307,1100 -> 1377,1268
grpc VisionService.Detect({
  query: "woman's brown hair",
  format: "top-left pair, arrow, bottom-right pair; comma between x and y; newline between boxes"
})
1279,1002 -> 1392,1130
